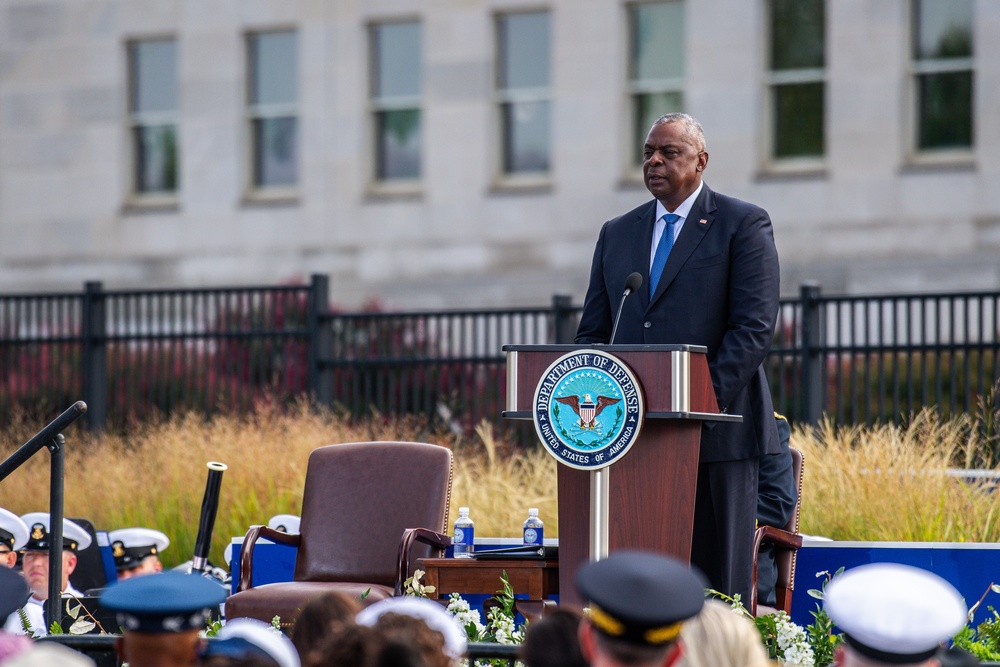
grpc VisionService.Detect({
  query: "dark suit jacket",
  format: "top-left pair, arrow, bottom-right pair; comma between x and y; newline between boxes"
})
575,183 -> 781,462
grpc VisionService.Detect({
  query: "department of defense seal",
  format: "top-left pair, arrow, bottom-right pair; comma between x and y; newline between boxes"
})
532,349 -> 644,470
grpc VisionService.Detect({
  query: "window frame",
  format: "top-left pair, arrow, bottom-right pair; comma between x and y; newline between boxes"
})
244,28 -> 300,201
493,9 -> 553,189
625,0 -> 686,179
906,0 -> 975,167
126,36 -> 180,207
761,0 -> 827,175
367,18 -> 423,195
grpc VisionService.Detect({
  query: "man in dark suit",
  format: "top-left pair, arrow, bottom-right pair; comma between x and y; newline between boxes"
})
575,112 -> 781,601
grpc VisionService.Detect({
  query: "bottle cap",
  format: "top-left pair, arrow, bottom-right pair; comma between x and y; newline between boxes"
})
459,507 -> 469,514
528,508 -> 538,515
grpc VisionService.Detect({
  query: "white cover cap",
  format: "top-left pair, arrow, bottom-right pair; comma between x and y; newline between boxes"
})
0,507 -> 29,551
19,512 -> 91,551
356,595 -> 468,659
214,618 -> 300,667
824,563 -> 967,662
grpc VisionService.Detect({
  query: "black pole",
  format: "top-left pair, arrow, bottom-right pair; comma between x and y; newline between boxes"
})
0,402 -> 87,482
46,434 -> 65,630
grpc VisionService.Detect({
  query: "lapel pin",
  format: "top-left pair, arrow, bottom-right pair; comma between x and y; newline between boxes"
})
699,219 -> 707,225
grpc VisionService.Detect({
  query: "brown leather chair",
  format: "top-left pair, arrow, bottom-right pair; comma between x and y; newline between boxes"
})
225,441 -> 453,630
750,447 -> 804,617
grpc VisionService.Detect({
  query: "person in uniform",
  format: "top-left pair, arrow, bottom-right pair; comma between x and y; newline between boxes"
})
2,512 -> 91,636
100,570 -> 228,667
109,527 -> 170,580
575,551 -> 706,667
756,412 -> 798,607
0,508 -> 28,569
824,563 -> 967,667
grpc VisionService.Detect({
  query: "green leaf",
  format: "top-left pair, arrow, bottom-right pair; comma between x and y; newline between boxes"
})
807,588 -> 824,599
49,620 -> 64,635
66,601 -> 81,619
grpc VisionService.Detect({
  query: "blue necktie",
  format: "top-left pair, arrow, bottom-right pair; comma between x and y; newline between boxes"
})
649,213 -> 680,297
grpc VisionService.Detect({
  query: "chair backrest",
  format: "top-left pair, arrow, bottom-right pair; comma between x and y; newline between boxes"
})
774,447 -> 804,594
294,441 -> 453,586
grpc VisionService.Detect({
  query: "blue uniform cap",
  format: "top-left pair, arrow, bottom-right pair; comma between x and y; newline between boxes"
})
0,565 -> 31,618
576,551 -> 706,647
100,571 -> 227,633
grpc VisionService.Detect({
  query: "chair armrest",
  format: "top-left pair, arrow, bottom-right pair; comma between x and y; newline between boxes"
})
237,525 -> 302,593
749,525 -> 803,615
395,527 -> 452,596
757,525 -> 803,551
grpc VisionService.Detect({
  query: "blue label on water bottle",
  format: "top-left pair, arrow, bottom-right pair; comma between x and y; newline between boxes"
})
454,526 -> 474,545
524,527 -> 542,545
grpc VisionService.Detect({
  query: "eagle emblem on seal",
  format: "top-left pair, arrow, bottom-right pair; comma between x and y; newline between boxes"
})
555,393 -> 621,430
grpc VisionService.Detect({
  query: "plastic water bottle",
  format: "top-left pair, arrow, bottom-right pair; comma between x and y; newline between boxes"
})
453,507 -> 475,558
523,508 -> 544,547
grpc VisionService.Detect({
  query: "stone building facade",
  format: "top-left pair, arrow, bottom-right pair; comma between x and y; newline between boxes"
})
1,0 -> 998,308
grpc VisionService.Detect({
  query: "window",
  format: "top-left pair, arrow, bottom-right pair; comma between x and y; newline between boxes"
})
248,31 -> 298,190
767,0 -> 825,162
911,0 -> 973,154
128,39 -> 178,195
496,12 -> 551,176
628,2 -> 684,166
371,21 -> 422,182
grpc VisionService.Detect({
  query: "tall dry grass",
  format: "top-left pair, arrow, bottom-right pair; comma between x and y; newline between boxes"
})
794,410 -> 1000,542
0,404 -> 557,569
4,404 -> 1000,570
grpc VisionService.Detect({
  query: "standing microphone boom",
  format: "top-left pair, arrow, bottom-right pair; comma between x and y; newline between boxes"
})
191,461 -> 227,574
609,272 -> 643,344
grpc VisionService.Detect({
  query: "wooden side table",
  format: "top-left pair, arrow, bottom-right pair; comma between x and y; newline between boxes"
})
415,557 -> 560,601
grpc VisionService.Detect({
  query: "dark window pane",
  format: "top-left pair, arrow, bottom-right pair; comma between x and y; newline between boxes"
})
914,0 -> 972,59
377,108 -> 421,179
633,92 -> 683,164
131,40 -> 177,113
917,71 -> 973,150
631,2 -> 684,81
374,22 -> 421,98
253,117 -> 298,187
134,125 -> 178,192
770,0 -> 825,70
773,83 -> 824,158
499,13 -> 550,90
502,100 -> 550,173
250,32 -> 297,106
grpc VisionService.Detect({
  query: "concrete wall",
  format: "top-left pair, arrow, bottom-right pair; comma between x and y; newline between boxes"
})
1,0 -> 999,308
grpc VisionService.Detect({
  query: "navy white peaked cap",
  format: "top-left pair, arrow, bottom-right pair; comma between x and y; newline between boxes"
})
108,527 -> 170,571
824,563 -> 967,663
0,507 -> 29,551
19,512 -> 91,552
100,571 -> 227,633
267,514 -> 300,533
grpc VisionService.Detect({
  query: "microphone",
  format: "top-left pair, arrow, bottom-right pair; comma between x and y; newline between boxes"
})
609,272 -> 643,344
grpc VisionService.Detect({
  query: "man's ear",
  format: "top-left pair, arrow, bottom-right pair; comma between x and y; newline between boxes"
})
578,620 -> 596,661
64,551 -> 77,575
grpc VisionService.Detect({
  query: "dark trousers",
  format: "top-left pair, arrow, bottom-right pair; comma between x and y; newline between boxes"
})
689,458 -> 758,602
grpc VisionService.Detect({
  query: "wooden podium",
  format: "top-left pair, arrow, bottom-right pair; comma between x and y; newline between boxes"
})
503,344 -> 738,607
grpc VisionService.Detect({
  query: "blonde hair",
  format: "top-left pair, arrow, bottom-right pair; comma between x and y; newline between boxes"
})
677,599 -> 773,667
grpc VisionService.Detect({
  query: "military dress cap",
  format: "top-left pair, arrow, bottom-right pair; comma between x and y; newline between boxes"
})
108,527 -> 170,571
824,563 -> 967,664
267,514 -> 300,533
100,570 -> 227,633
203,618 -> 300,667
576,550 -> 706,647
0,564 -> 31,618
19,512 -> 92,552
0,508 -> 29,551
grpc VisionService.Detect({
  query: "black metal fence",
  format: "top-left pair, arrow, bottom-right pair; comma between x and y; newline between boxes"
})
2,276 -> 999,434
